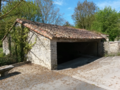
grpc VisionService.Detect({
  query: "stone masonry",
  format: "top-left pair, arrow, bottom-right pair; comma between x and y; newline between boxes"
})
2,37 -> 10,55
27,30 -> 57,70
104,41 -> 120,55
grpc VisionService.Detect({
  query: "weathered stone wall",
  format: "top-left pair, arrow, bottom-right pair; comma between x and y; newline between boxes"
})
104,41 -> 120,55
27,31 -> 52,69
2,30 -> 56,70
2,37 -> 10,55
51,40 -> 57,69
98,40 -> 104,56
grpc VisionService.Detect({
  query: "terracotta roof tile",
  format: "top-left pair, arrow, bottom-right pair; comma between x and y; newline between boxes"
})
16,18 -> 104,40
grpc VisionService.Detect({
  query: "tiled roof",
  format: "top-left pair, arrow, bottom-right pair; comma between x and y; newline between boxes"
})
16,18 -> 104,40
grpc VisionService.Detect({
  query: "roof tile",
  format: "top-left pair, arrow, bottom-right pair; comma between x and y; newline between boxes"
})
16,18 -> 104,40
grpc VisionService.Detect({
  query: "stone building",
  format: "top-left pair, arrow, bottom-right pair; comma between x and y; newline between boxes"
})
2,19 -> 105,70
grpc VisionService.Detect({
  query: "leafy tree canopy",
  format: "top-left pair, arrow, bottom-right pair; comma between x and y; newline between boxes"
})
1,0 -> 41,21
91,7 -> 120,41
72,0 -> 97,29
0,0 -> 41,40
63,21 -> 72,27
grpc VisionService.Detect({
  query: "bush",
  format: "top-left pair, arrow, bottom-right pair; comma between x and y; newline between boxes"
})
0,40 -> 2,47
0,55 -> 17,66
0,53 -> 5,57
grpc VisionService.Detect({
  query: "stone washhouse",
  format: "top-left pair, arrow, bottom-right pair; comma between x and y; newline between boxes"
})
2,19 -> 105,70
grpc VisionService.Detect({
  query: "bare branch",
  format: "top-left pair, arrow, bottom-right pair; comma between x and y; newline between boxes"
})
0,0 -> 23,20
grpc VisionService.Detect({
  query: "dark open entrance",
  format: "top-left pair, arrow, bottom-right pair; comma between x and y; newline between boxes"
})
57,42 -> 99,69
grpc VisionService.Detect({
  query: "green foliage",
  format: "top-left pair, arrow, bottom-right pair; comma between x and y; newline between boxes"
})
0,47 -> 2,52
1,0 -> 40,21
0,0 -> 23,20
104,52 -> 120,57
63,21 -> 72,27
0,47 -> 4,57
91,7 -> 120,41
0,0 -> 41,40
0,40 -> 2,47
72,0 -> 97,29
0,54 -> 16,66
0,20 -> 6,40
0,53 -> 4,57
10,26 -> 36,62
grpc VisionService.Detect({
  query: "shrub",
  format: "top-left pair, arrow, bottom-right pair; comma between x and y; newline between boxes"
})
0,54 -> 17,66
0,53 -> 5,57
0,40 -> 2,47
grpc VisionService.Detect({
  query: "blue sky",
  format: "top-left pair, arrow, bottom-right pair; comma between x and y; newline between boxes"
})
53,0 -> 120,25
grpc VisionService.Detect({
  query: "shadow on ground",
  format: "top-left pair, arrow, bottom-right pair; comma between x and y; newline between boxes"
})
0,72 -> 21,80
57,56 -> 100,70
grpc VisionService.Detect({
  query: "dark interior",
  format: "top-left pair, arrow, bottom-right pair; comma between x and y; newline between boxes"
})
57,42 -> 98,65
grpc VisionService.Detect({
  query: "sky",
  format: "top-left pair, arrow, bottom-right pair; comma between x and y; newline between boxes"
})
53,0 -> 120,25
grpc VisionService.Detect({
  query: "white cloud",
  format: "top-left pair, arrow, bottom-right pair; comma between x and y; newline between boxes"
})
68,7 -> 72,10
97,0 -> 120,11
54,0 -> 63,5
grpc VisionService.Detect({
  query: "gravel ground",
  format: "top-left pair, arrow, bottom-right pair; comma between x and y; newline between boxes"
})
56,56 -> 120,90
0,63 -> 105,90
1,56 -> 120,90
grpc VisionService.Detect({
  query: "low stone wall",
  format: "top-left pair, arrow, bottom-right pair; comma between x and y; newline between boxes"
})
104,41 -> 120,55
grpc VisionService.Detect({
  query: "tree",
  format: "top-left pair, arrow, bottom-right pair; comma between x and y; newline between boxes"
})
35,0 -> 64,25
1,0 -> 40,21
0,0 -> 10,12
0,0 -> 23,39
10,26 -> 36,62
91,7 -> 120,41
63,21 -> 72,27
0,0 -> 24,19
72,0 -> 97,29
0,0 -> 41,40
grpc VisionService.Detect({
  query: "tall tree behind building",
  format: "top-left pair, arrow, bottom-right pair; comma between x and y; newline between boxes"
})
72,0 -> 97,29
91,7 -> 120,41
35,0 -> 64,25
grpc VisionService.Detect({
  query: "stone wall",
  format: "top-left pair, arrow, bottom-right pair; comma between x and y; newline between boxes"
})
104,41 -> 120,55
98,40 -> 104,56
50,40 -> 57,69
2,29 -> 56,70
27,31 -> 52,69
2,37 -> 10,55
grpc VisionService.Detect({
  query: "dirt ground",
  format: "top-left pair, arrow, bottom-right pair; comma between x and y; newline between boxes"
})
0,56 -> 120,90
56,56 -> 120,90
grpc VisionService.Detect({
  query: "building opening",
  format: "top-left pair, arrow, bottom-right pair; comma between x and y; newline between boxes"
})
57,42 -> 99,69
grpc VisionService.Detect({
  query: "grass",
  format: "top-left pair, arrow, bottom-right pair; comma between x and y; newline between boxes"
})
104,52 -> 120,57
